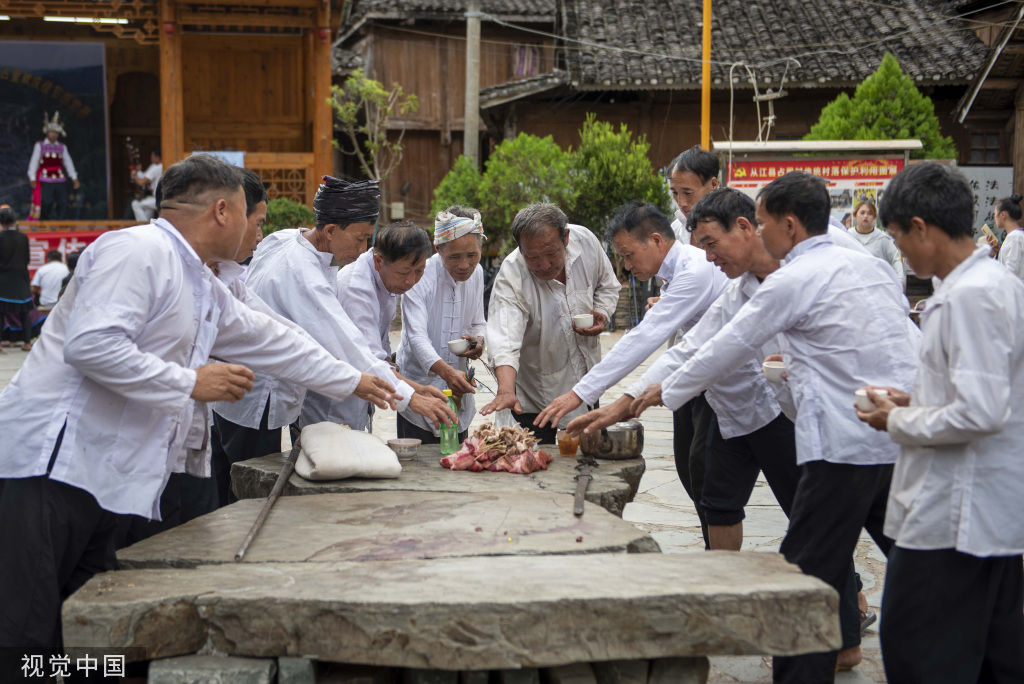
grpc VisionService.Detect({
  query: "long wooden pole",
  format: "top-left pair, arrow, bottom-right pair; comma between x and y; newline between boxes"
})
235,438 -> 302,562
701,0 -> 712,150
463,0 -> 481,165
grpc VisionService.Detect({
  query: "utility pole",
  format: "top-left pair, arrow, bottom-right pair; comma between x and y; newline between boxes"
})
464,0 -> 482,165
701,0 -> 711,150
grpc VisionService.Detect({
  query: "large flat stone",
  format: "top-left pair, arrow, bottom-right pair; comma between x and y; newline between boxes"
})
117,491 -> 659,569
65,553 -> 840,669
231,446 -> 644,517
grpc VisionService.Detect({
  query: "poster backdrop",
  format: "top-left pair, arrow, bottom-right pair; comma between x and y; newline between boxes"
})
959,166 -> 1014,239
24,230 -> 103,279
727,158 -> 906,224
0,41 -> 109,220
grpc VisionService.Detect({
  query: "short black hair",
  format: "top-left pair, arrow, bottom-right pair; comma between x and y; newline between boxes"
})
998,193 -> 1023,222
511,203 -> 568,246
0,206 -> 15,227
240,168 -> 269,217
67,249 -> 82,271
46,250 -> 62,262
688,188 -> 756,233
605,201 -> 675,243
152,147 -> 161,158
669,145 -> 720,185
374,220 -> 433,263
158,155 -> 243,208
757,172 -> 830,235
879,163 -> 973,239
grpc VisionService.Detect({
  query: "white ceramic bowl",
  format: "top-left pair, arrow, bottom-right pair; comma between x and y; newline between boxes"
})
854,388 -> 888,411
447,339 -> 469,355
573,313 -> 594,329
387,438 -> 421,461
762,361 -> 786,384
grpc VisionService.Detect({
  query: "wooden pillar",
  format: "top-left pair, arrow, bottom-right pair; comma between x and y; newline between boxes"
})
311,0 -> 333,202
1016,88 -> 1024,197
159,0 -> 184,166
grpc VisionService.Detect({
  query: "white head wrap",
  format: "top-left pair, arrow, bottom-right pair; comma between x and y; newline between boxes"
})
434,210 -> 485,245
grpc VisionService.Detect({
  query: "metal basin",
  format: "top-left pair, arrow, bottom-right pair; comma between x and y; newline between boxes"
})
580,420 -> 644,460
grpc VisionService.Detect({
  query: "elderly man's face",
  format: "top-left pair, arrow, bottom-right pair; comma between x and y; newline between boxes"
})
212,187 -> 250,262
693,218 -> 754,279
438,233 -> 482,282
754,200 -> 795,261
328,221 -> 375,267
375,253 -> 428,295
611,230 -> 666,282
670,169 -> 718,218
519,226 -> 569,281
234,200 -> 267,262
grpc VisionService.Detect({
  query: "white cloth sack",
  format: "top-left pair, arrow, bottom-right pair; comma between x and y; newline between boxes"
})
294,422 -> 402,480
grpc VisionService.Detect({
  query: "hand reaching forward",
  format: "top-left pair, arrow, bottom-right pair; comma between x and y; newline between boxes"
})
565,394 -> 633,437
480,391 -> 522,416
191,363 -> 254,403
353,373 -> 398,410
534,391 -> 583,429
409,392 -> 458,429
629,384 -> 664,417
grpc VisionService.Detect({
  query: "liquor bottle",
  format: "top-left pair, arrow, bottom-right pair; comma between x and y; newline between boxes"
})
440,389 -> 460,455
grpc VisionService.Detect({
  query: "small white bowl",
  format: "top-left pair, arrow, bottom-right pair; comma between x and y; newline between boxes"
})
573,313 -> 594,329
762,361 -> 786,384
447,339 -> 469,355
387,438 -> 421,461
855,388 -> 888,411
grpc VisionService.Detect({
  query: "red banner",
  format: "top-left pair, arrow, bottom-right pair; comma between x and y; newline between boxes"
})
25,231 -> 106,279
727,158 -> 905,184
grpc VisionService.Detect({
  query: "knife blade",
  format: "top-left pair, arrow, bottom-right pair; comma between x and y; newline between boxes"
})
573,464 -> 592,516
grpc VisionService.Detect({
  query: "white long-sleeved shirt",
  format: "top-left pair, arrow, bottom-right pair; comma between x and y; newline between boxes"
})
572,242 -> 727,406
487,225 -> 621,420
998,229 -> 1024,281
224,229 -> 414,431
307,248 -> 399,432
396,254 -> 486,435
886,247 -> 1024,556
848,226 -> 906,287
0,220 -> 363,519
660,234 -> 919,466
627,272 -> 782,439
27,141 -> 77,181
31,260 -> 70,307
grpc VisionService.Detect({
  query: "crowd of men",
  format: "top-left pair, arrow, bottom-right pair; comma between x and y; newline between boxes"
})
0,149 -> 1021,684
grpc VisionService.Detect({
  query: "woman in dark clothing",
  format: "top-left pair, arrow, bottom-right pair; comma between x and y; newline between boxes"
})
0,206 -> 34,351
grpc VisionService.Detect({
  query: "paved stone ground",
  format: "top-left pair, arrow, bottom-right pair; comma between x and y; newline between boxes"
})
0,331 -> 888,683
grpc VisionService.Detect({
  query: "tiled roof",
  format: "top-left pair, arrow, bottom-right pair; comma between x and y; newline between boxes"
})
562,0 -> 990,89
345,0 -> 555,23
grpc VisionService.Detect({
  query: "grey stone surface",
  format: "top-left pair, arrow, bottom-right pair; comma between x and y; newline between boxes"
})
278,656 -> 315,684
65,553 -> 840,669
591,660 -> 648,684
648,657 -> 710,684
545,663 -> 597,684
147,655 -> 276,684
118,491 -> 659,569
231,445 -> 645,517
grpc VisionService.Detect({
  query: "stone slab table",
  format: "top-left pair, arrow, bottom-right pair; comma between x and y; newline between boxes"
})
117,491 -> 660,569
231,446 -> 644,517
64,552 -> 840,669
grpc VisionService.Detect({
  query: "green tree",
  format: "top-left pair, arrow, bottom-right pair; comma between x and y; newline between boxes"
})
263,197 -> 315,237
569,113 -> 673,232
431,155 -> 482,216
805,53 -> 956,159
329,69 -> 419,184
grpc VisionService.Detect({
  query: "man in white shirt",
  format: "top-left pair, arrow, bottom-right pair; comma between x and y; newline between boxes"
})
481,203 -> 621,443
848,201 -> 905,287
627,172 -> 919,682
535,201 -> 727,545
131,147 -> 164,222
30,250 -> 70,309
396,207 -> 486,443
857,163 -> 1024,683
322,221 -> 440,432
219,176 -> 454,450
0,155 -> 397,654
667,145 -> 720,244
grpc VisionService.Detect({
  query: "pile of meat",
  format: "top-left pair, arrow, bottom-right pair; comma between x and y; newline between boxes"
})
439,422 -> 553,474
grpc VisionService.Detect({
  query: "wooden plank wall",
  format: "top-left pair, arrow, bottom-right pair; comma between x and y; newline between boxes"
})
182,34 -> 307,153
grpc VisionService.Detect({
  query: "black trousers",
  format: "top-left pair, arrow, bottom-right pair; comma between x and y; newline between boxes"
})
513,412 -> 557,444
211,402 -> 282,507
882,546 -> 1024,684
0,477 -> 117,650
39,181 -> 68,221
773,461 -> 894,682
672,393 -> 713,549
397,413 -> 468,445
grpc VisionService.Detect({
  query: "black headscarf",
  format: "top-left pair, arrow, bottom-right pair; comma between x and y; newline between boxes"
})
313,175 -> 380,225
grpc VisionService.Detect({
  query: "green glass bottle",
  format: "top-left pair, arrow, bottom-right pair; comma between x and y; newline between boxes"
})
440,389 -> 460,455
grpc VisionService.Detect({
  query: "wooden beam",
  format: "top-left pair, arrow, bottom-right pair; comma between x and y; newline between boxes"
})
159,0 -> 184,166
311,1 -> 333,204
980,78 -> 1023,90
1016,104 -> 1024,197
1001,43 -> 1024,55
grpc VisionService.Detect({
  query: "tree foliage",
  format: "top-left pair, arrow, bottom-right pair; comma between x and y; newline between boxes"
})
263,197 -> 315,237
330,69 -> 419,182
431,155 -> 482,216
568,113 -> 673,231
805,53 -> 956,159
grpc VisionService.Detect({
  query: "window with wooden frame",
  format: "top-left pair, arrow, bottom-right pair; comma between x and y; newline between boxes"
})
512,44 -> 541,78
968,132 -> 1002,164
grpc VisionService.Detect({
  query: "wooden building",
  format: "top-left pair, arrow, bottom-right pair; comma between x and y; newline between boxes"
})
1,0 -> 335,224
335,0 -> 990,222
